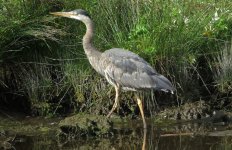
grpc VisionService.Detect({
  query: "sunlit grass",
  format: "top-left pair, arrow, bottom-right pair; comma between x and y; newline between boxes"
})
88,0 -> 232,104
0,0 -> 232,116
213,42 -> 232,93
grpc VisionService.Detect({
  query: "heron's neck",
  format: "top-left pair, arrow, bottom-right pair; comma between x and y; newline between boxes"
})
81,18 -> 104,75
82,19 -> 101,57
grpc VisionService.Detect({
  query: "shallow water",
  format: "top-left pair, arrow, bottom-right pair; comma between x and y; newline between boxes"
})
0,112 -> 232,150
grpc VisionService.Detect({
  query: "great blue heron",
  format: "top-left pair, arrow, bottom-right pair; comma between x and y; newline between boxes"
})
50,9 -> 174,129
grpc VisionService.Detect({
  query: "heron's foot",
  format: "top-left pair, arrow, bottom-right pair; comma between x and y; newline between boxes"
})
106,111 -> 114,118
107,102 -> 118,118
106,108 -> 117,118
107,85 -> 120,118
106,112 -> 112,118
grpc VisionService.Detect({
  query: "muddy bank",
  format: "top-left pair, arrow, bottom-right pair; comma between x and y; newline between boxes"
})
1,99 -> 232,142
1,99 -> 232,139
59,114 -> 113,137
157,101 -> 232,124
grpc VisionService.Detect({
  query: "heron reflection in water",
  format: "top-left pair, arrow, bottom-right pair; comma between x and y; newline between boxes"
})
50,9 -> 174,129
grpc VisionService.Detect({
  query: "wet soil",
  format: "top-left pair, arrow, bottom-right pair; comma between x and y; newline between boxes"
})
59,114 -> 113,137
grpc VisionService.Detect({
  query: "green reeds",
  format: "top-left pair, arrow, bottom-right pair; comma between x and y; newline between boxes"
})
0,0 -> 67,115
214,42 -> 232,93
87,0 -> 232,107
0,0 -> 232,116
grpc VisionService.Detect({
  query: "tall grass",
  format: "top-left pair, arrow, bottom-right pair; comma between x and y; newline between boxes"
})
62,61 -> 111,114
0,0 -> 68,115
87,0 -> 232,103
0,0 -> 232,116
213,42 -> 232,93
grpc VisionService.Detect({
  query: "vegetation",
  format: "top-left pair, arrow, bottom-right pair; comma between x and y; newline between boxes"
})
0,0 -> 232,116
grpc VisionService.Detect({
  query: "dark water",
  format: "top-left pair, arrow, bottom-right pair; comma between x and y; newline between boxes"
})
13,132 -> 232,150
1,113 -> 232,150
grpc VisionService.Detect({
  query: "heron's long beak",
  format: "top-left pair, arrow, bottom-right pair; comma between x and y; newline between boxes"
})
50,12 -> 73,18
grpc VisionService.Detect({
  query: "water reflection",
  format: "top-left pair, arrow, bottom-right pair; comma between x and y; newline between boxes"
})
1,118 -> 232,150
12,128 -> 232,149
56,122 -> 232,150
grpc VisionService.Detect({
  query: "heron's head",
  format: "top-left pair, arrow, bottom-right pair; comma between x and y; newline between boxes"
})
50,9 -> 91,21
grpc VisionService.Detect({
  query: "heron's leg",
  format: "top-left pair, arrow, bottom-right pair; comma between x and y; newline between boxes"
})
142,128 -> 147,150
135,95 -> 147,129
107,85 -> 120,118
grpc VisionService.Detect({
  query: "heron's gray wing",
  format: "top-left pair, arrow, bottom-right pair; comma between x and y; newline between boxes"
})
102,48 -> 174,92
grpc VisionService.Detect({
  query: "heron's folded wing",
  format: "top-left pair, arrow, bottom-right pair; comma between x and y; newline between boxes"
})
102,48 -> 174,91
103,49 -> 159,89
